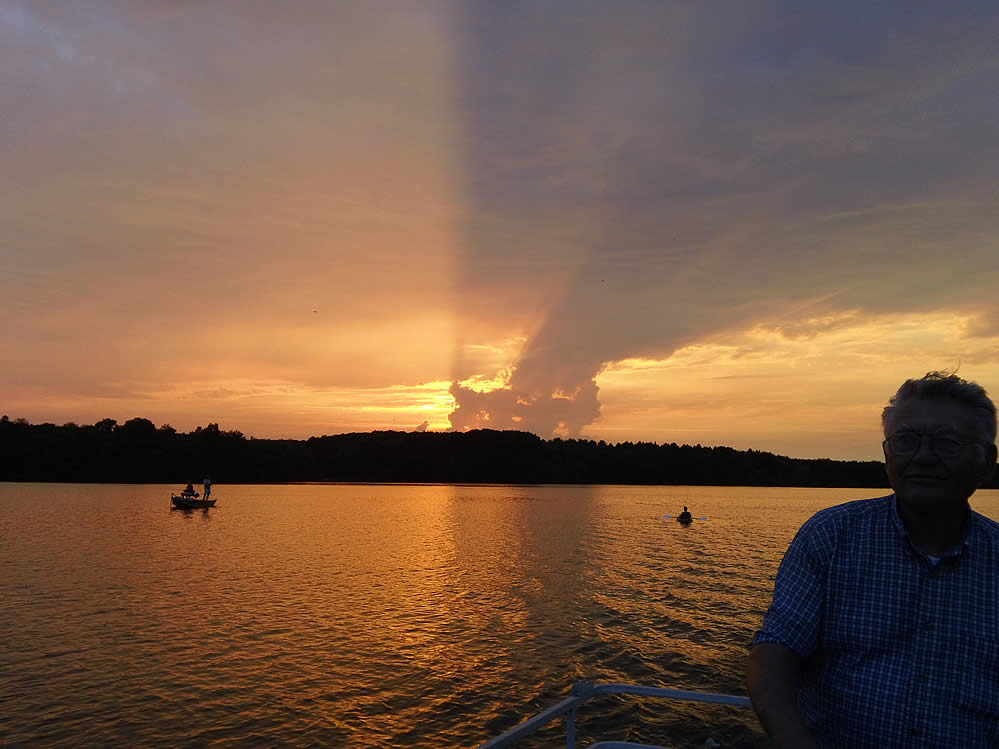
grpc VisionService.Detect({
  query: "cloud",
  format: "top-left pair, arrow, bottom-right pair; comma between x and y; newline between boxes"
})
3,3 -> 999,454
594,309 -> 999,459
448,2 -> 999,437
448,378 -> 600,437
966,305 -> 999,338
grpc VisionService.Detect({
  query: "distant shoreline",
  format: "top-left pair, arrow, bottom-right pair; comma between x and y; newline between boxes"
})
0,479 -> 900,490
0,416 -> 911,488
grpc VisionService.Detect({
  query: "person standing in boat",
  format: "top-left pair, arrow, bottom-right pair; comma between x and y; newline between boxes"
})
202,476 -> 211,500
747,372 -> 998,748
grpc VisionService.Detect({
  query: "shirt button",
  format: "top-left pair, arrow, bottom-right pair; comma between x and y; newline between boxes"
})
921,620 -> 933,630
915,674 -> 927,684
910,727 -> 921,737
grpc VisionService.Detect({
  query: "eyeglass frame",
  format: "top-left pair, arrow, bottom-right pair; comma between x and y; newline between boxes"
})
882,430 -> 986,460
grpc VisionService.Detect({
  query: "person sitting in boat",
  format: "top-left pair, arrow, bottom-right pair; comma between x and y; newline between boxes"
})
181,483 -> 199,498
677,506 -> 692,522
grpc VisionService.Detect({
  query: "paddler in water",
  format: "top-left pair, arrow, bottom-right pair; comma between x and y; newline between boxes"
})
677,506 -> 692,522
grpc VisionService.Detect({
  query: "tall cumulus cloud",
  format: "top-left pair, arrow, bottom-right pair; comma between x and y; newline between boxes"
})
449,1 -> 999,436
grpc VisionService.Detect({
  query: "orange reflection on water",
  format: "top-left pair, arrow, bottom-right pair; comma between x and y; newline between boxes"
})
13,484 -> 990,745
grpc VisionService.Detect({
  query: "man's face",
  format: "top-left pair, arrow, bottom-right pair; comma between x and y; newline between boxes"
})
884,397 -> 997,507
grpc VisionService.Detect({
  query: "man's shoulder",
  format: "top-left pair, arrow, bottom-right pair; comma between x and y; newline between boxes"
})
807,494 -> 894,524
795,494 -> 893,541
970,507 -> 999,541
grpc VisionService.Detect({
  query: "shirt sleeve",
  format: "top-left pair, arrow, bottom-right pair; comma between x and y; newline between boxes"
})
752,514 -> 831,658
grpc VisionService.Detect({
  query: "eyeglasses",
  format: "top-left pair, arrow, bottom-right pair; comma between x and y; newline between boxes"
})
883,431 -> 981,459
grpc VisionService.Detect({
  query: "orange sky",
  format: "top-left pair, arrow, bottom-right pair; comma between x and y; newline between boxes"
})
3,3 -> 999,461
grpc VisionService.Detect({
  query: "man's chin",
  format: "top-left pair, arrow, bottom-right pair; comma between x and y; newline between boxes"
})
901,492 -> 946,505
897,484 -> 965,506
897,478 -> 940,494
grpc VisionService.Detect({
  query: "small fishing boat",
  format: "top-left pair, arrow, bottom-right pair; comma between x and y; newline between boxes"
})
171,494 -> 217,509
477,680 -> 751,748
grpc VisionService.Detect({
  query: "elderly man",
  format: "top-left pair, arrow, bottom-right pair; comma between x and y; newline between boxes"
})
747,372 -> 998,748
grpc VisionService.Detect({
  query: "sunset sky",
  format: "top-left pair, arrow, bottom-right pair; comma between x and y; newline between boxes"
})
3,1 -> 999,461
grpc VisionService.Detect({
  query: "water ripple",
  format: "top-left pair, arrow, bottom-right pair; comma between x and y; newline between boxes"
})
2,483 -> 996,747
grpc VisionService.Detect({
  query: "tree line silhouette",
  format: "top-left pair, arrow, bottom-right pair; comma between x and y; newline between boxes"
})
0,414 -> 938,488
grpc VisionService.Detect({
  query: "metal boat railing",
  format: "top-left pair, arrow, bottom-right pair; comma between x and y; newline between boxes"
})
477,680 -> 753,749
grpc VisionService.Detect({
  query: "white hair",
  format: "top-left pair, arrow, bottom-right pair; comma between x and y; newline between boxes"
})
882,371 -> 997,444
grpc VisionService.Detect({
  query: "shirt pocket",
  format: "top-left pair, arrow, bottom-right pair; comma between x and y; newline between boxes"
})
822,592 -> 912,654
822,558 -> 916,654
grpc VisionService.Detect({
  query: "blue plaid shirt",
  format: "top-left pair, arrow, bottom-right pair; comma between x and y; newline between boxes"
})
754,495 -> 999,748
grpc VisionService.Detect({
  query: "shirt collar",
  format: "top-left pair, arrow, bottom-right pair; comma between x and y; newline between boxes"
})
889,493 -> 972,560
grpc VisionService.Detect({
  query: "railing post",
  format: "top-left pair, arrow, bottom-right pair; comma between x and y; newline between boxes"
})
565,679 -> 595,749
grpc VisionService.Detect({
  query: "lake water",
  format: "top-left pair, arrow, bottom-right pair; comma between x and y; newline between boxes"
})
3,483 -> 998,748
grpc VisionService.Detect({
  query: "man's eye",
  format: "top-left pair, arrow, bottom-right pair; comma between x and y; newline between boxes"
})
933,438 -> 963,453
893,434 -> 920,450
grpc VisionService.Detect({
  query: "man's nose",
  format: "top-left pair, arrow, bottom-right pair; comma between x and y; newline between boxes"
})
912,434 -> 938,461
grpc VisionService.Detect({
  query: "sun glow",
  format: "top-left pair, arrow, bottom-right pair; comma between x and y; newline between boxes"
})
593,311 -> 999,460
456,369 -> 511,393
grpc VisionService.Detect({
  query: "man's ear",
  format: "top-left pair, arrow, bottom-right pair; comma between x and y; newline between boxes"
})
979,443 -> 998,487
